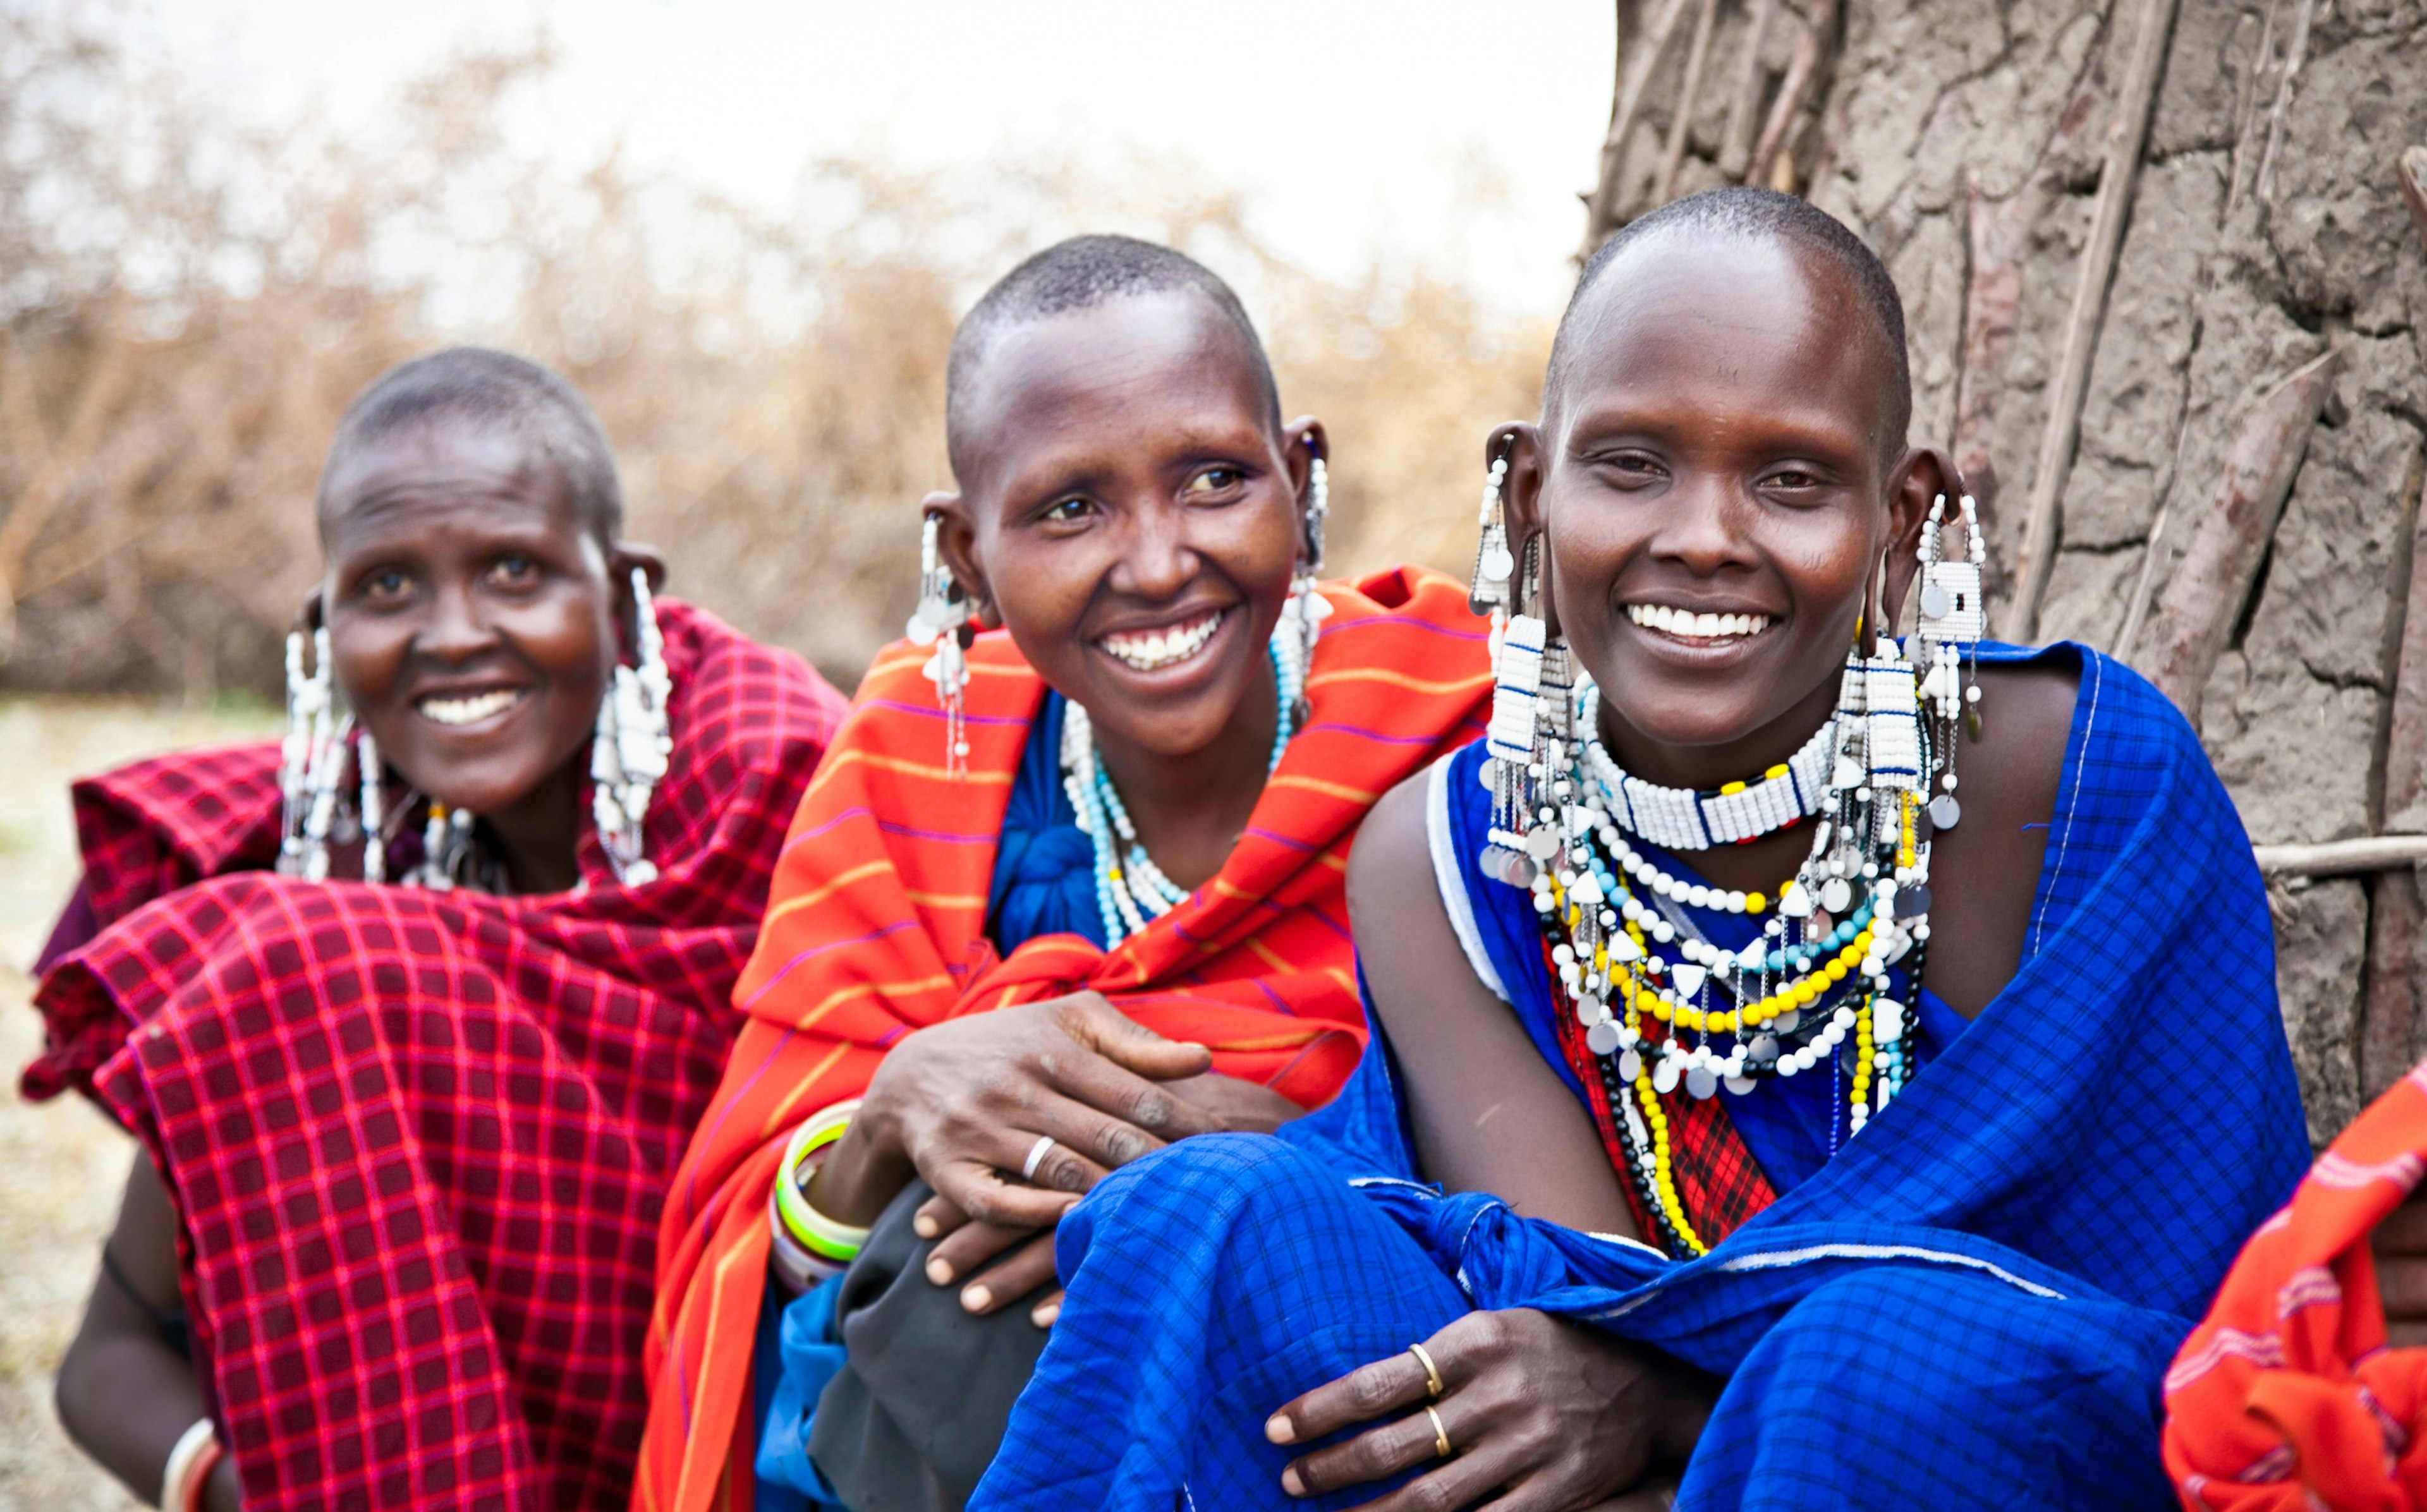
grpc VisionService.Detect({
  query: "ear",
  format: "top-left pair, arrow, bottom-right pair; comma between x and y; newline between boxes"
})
1283,417 -> 1330,569
1877,447 -> 1956,643
610,542 -> 669,595
1491,421 -> 1552,628
927,490 -> 999,630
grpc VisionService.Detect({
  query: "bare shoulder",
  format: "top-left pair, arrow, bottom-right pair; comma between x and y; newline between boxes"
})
1345,771 -> 1440,978
1921,652 -> 2081,1016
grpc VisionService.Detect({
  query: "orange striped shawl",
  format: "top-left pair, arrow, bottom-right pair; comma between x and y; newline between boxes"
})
2163,1063 -> 2427,1510
638,564 -> 1490,1512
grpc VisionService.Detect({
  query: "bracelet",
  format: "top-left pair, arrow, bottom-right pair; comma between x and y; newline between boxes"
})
772,1100 -> 870,1263
162,1417 -> 222,1512
765,1185 -> 846,1297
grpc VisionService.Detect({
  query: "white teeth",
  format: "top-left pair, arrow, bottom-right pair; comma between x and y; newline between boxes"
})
418,690 -> 522,726
1101,611 -> 1222,672
1624,604 -> 1770,641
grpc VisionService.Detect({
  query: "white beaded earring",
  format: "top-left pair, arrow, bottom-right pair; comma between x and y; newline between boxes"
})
1915,492 -> 1986,830
1289,449 -> 1331,727
358,731 -> 386,884
277,624 -> 337,878
908,513 -> 973,778
1482,531 -> 1560,887
590,566 -> 674,887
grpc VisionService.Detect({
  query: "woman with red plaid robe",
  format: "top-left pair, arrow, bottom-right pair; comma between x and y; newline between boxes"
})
25,349 -> 846,1512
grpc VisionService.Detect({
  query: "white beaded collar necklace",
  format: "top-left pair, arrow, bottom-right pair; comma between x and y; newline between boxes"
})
1576,680 -> 1835,852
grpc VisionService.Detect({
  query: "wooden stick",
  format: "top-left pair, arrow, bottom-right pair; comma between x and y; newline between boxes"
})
2110,407 -> 2197,657
2256,835 -> 2427,878
2008,0 -> 2182,641
1581,0 -> 1694,258
1653,0 -> 1724,207
2357,150 -> 2427,1098
1717,0 -> 1777,178
2223,0 -> 2280,219
2139,346 -> 2342,722
2362,871 -> 2422,1098
2254,0 -> 2319,205
1744,0 -> 1833,187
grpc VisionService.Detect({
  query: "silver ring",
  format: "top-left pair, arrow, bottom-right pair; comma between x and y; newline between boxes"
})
1020,1134 -> 1058,1182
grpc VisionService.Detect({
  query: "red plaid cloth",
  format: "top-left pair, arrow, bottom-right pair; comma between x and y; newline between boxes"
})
1547,941 -> 1777,1254
24,600 -> 845,1512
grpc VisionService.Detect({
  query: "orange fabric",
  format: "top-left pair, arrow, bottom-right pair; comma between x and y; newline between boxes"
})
636,565 -> 1490,1512
2164,1063 -> 2427,1510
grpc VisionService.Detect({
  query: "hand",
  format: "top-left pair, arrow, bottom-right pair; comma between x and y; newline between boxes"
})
812,992 -> 1222,1230
2374,1188 -> 2427,1347
909,1071 -> 1308,1327
1263,1308 -> 1713,1510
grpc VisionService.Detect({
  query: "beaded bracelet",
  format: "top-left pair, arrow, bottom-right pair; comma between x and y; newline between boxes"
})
771,1099 -> 870,1264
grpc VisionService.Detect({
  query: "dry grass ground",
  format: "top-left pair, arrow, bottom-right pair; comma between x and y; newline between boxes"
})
0,696 -> 277,1511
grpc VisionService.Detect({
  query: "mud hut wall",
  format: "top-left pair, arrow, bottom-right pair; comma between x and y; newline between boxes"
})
1604,0 -> 2427,1140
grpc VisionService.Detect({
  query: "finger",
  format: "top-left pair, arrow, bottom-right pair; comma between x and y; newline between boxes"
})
937,1110 -> 1115,1199
929,1159 -> 1085,1231
1015,1085 -> 1202,1174
925,1216 -> 1033,1285
1284,1395 -> 1492,1501
1267,1348 -> 1433,1446
959,1232 -> 1061,1316
912,1192 -> 968,1243
1060,993 -> 1216,1082
2378,1194 -> 2427,1252
2379,1257 -> 2427,1321
1031,1287 -> 1065,1328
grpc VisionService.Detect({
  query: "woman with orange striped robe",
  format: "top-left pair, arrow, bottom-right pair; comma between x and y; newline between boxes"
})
638,236 -> 1492,1512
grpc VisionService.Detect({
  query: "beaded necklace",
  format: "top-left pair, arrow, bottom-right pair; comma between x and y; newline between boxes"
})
1062,595 -> 1310,946
1505,645 -> 1937,1257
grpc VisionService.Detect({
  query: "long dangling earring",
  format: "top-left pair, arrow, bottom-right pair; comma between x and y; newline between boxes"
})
277,624 -> 335,878
358,731 -> 386,884
590,566 -> 674,887
909,514 -> 973,779
1483,529 -> 1557,888
1287,448 -> 1330,727
1914,492 -> 1986,830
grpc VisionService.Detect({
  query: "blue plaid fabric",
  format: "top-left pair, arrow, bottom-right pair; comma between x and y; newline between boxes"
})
973,644 -> 2309,1511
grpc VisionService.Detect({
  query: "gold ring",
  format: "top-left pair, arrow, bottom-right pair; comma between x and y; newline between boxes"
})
1425,1404 -> 1451,1460
1407,1342 -> 1445,1401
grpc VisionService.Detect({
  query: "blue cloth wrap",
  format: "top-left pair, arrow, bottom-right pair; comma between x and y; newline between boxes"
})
970,644 -> 2311,1511
755,692 -> 1093,1508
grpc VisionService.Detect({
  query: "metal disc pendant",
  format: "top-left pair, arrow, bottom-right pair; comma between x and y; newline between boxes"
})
1616,1047 -> 1643,1080
1894,882 -> 1933,919
1929,794 -> 1961,830
1685,1067 -> 1718,1100
1524,826 -> 1560,861
1820,877 -> 1853,914
1724,1073 -> 1757,1095
1919,582 -> 1952,619
1652,1058 -> 1681,1094
1481,546 -> 1515,583
1774,1008 -> 1802,1033
1586,1020 -> 1622,1056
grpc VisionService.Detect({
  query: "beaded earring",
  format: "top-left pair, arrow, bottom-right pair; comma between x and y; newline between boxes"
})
590,566 -> 674,887
1469,444 -> 1514,620
1289,448 -> 1330,727
358,732 -> 386,884
1482,531 -> 1562,888
908,513 -> 973,779
277,624 -> 337,878
1914,493 -> 1987,830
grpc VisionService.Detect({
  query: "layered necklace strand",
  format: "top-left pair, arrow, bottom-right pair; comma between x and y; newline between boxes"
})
1062,595 -> 1310,946
1517,644 -> 1936,1257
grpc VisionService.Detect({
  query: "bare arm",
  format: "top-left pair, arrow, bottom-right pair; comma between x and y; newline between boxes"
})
58,1151 -> 241,1510
1347,770 -> 1639,1238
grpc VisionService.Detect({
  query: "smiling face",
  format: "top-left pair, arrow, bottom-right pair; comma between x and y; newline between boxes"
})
1507,231 -> 1935,787
935,288 -> 1311,763
318,420 -> 628,825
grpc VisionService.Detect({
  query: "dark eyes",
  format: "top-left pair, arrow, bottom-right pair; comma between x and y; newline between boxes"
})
489,554 -> 540,586
1767,469 -> 1823,490
363,569 -> 411,601
1042,497 -> 1095,524
1183,466 -> 1244,498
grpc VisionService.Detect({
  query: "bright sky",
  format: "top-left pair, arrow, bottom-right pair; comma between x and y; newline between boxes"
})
150,0 -> 1618,315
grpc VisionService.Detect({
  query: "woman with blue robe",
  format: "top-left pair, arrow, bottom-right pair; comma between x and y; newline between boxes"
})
966,188 -> 2308,1511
